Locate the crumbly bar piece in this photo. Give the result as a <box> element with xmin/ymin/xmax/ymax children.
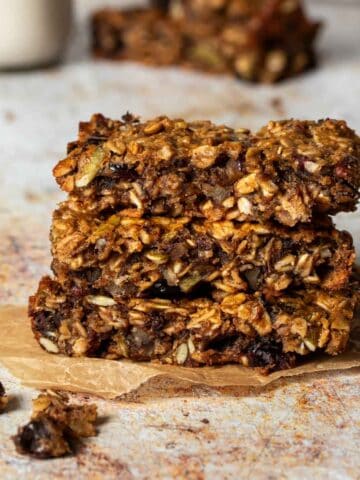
<box><xmin>92</xmin><ymin>9</ymin><xmax>183</xmax><ymax>66</ymax></box>
<box><xmin>54</xmin><ymin>114</ymin><xmax>360</xmax><ymax>226</ymax></box>
<box><xmin>13</xmin><ymin>392</ymin><xmax>97</xmax><ymax>459</ymax></box>
<box><xmin>0</xmin><ymin>382</ymin><xmax>8</xmax><ymax>412</ymax></box>
<box><xmin>93</xmin><ymin>0</ymin><xmax>320</xmax><ymax>83</ymax></box>
<box><xmin>50</xmin><ymin>205</ymin><xmax>354</xmax><ymax>297</ymax></box>
<box><xmin>29</xmin><ymin>276</ymin><xmax>357</xmax><ymax>370</ymax></box>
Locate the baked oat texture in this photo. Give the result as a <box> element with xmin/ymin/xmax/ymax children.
<box><xmin>13</xmin><ymin>392</ymin><xmax>97</xmax><ymax>458</ymax></box>
<box><xmin>29</xmin><ymin>113</ymin><xmax>360</xmax><ymax>371</ymax></box>
<box><xmin>50</xmin><ymin>206</ymin><xmax>354</xmax><ymax>297</ymax></box>
<box><xmin>53</xmin><ymin>114</ymin><xmax>360</xmax><ymax>226</ymax></box>
<box><xmin>29</xmin><ymin>276</ymin><xmax>357</xmax><ymax>368</ymax></box>
<box><xmin>92</xmin><ymin>0</ymin><xmax>321</xmax><ymax>83</ymax></box>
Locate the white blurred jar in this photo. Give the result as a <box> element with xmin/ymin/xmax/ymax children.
<box><xmin>0</xmin><ymin>0</ymin><xmax>72</xmax><ymax>69</ymax></box>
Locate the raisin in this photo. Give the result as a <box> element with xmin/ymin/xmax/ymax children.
<box><xmin>13</xmin><ymin>417</ymin><xmax>70</xmax><ymax>459</ymax></box>
<box><xmin>145</xmin><ymin>280</ymin><xmax>184</xmax><ymax>300</ymax></box>
<box><xmin>34</xmin><ymin>311</ymin><xmax>61</xmax><ymax>335</ymax></box>
<box><xmin>246</xmin><ymin>337</ymin><xmax>297</xmax><ymax>371</ymax></box>
<box><xmin>86</xmin><ymin>135</ymin><xmax>109</xmax><ymax>145</ymax></box>
<box><xmin>109</xmin><ymin>163</ymin><xmax>138</xmax><ymax>180</ymax></box>
<box><xmin>84</xmin><ymin>267</ymin><xmax>101</xmax><ymax>283</ymax></box>
<box><xmin>207</xmin><ymin>334</ymin><xmax>240</xmax><ymax>352</ymax></box>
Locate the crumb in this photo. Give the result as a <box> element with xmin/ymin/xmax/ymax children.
<box><xmin>4</xmin><ymin>110</ymin><xmax>16</xmax><ymax>123</ymax></box>
<box><xmin>13</xmin><ymin>391</ymin><xmax>97</xmax><ymax>458</ymax></box>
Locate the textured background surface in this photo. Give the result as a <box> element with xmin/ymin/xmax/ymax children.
<box><xmin>0</xmin><ymin>1</ymin><xmax>359</xmax><ymax>478</ymax></box>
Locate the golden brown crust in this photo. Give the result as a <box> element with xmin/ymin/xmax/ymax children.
<box><xmin>53</xmin><ymin>114</ymin><xmax>360</xmax><ymax>226</ymax></box>
<box><xmin>50</xmin><ymin>204</ymin><xmax>355</xmax><ymax>297</ymax></box>
<box><xmin>29</xmin><ymin>276</ymin><xmax>357</xmax><ymax>368</ymax></box>
<box><xmin>29</xmin><ymin>112</ymin><xmax>360</xmax><ymax>372</ymax></box>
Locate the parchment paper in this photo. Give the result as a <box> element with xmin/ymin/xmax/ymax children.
<box><xmin>1</xmin><ymin>305</ymin><xmax>359</xmax><ymax>399</ymax></box>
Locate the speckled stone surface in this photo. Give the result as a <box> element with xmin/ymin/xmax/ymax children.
<box><xmin>0</xmin><ymin>1</ymin><xmax>359</xmax><ymax>479</ymax></box>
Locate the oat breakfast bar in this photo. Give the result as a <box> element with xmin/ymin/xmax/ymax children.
<box><xmin>92</xmin><ymin>0</ymin><xmax>320</xmax><ymax>82</ymax></box>
<box><xmin>29</xmin><ymin>113</ymin><xmax>360</xmax><ymax>372</ymax></box>
<box><xmin>50</xmin><ymin>204</ymin><xmax>354</xmax><ymax>297</ymax></box>
<box><xmin>29</xmin><ymin>276</ymin><xmax>357</xmax><ymax>369</ymax></box>
<box><xmin>54</xmin><ymin>114</ymin><xmax>360</xmax><ymax>226</ymax></box>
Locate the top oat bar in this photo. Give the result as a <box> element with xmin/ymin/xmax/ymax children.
<box><xmin>54</xmin><ymin>114</ymin><xmax>360</xmax><ymax>227</ymax></box>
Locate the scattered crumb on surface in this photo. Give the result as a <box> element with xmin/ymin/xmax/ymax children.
<box><xmin>270</xmin><ymin>97</ymin><xmax>285</xmax><ymax>116</ymax></box>
<box><xmin>13</xmin><ymin>391</ymin><xmax>97</xmax><ymax>459</ymax></box>
<box><xmin>3</xmin><ymin>110</ymin><xmax>16</xmax><ymax>123</ymax></box>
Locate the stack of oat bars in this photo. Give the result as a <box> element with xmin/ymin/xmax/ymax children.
<box><xmin>29</xmin><ymin>114</ymin><xmax>360</xmax><ymax>371</ymax></box>
<box><xmin>92</xmin><ymin>0</ymin><xmax>321</xmax><ymax>83</ymax></box>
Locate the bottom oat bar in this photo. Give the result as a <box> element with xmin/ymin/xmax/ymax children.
<box><xmin>13</xmin><ymin>392</ymin><xmax>97</xmax><ymax>459</ymax></box>
<box><xmin>29</xmin><ymin>276</ymin><xmax>357</xmax><ymax>371</ymax></box>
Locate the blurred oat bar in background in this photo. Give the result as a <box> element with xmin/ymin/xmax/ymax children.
<box><xmin>92</xmin><ymin>0</ymin><xmax>321</xmax><ymax>82</ymax></box>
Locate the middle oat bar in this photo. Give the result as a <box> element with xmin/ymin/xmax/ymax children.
<box><xmin>53</xmin><ymin>114</ymin><xmax>360</xmax><ymax>228</ymax></box>
<box><xmin>51</xmin><ymin>204</ymin><xmax>354</xmax><ymax>299</ymax></box>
